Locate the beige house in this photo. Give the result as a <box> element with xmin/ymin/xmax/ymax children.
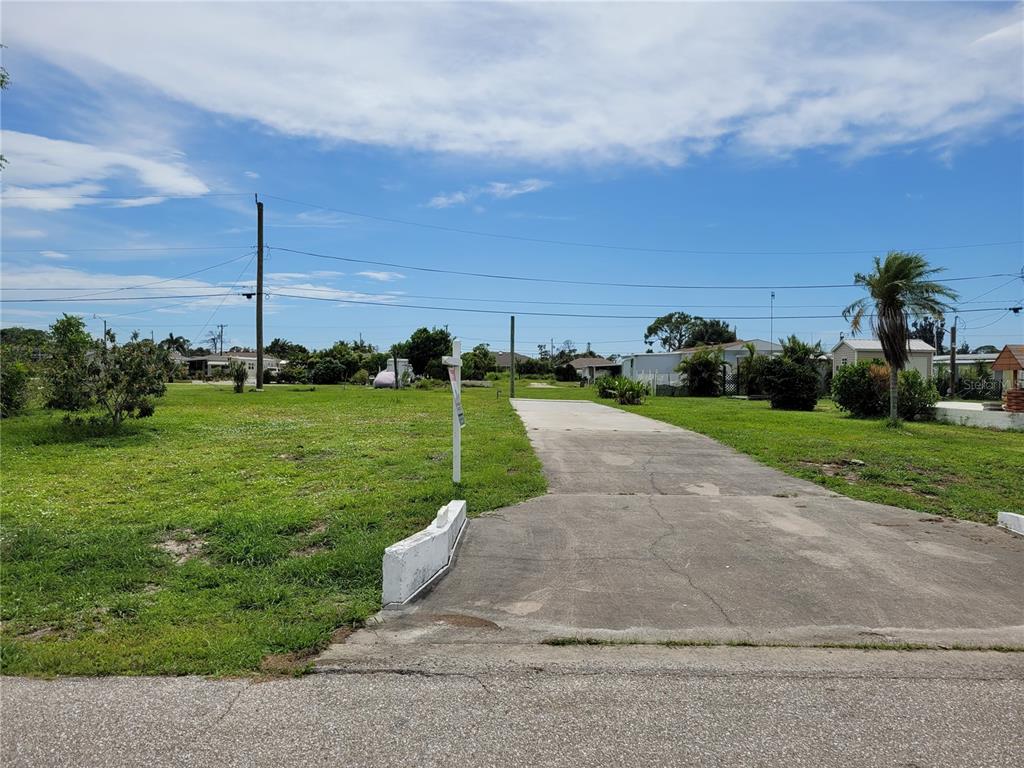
<box><xmin>831</xmin><ymin>338</ymin><xmax>934</xmax><ymax>378</ymax></box>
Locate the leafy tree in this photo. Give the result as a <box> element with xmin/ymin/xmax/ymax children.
<box><xmin>956</xmin><ymin>341</ymin><xmax>970</xmax><ymax>355</ymax></box>
<box><xmin>310</xmin><ymin>358</ymin><xmax>345</xmax><ymax>384</ymax></box>
<box><xmin>266</xmin><ymin>338</ymin><xmax>308</xmax><ymax>360</ymax></box>
<box><xmin>462</xmin><ymin>344</ymin><xmax>496</xmax><ymax>380</ymax></box>
<box><xmin>79</xmin><ymin>331</ymin><xmax>170</xmax><ymax>428</ymax></box>
<box><xmin>644</xmin><ymin>312</ymin><xmax>693</xmax><ymax>351</ymax></box>
<box><xmin>277</xmin><ymin>361</ymin><xmax>309</xmax><ymax>384</ymax></box>
<box><xmin>45</xmin><ymin>314</ymin><xmax>95</xmax><ymax>411</ymax></box>
<box><xmin>842</xmin><ymin>251</ymin><xmax>958</xmax><ymax>422</ymax></box>
<box><xmin>404</xmin><ymin>327</ymin><xmax>452</xmax><ymax>377</ymax></box>
<box><xmin>676</xmin><ymin>346</ymin><xmax>724</xmax><ymax>396</ymax></box>
<box><xmin>972</xmin><ymin>345</ymin><xmax>998</xmax><ymax>354</ymax></box>
<box><xmin>0</xmin><ymin>326</ymin><xmax>49</xmax><ymax>353</ymax></box>
<box><xmin>1</xmin><ymin>360</ymin><xmax>31</xmax><ymax>417</ymax></box>
<box><xmin>537</xmin><ymin>344</ymin><xmax>551</xmax><ymax>362</ymax></box>
<box><xmin>909</xmin><ymin>317</ymin><xmax>946</xmax><ymax>354</ymax></box>
<box><xmin>158</xmin><ymin>333</ymin><xmax>190</xmax><ymax>356</ymax></box>
<box><xmin>684</xmin><ymin>318</ymin><xmax>736</xmax><ymax>347</ymax></box>
<box><xmin>763</xmin><ymin>358</ymin><xmax>819</xmax><ymax>411</ymax></box>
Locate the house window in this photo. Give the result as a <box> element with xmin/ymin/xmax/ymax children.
<box><xmin>840</xmin><ymin>357</ymin><xmax>848</xmax><ymax>367</ymax></box>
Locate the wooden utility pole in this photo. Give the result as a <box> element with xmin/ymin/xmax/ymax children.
<box><xmin>255</xmin><ymin>196</ymin><xmax>265</xmax><ymax>390</ymax></box>
<box><xmin>510</xmin><ymin>315</ymin><xmax>516</xmax><ymax>398</ymax></box>
<box><xmin>949</xmin><ymin>319</ymin><xmax>958</xmax><ymax>396</ymax></box>
<box><xmin>392</xmin><ymin>348</ymin><xmax>400</xmax><ymax>389</ymax></box>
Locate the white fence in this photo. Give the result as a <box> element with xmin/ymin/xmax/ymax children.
<box><xmin>629</xmin><ymin>370</ymin><xmax>682</xmax><ymax>389</ymax></box>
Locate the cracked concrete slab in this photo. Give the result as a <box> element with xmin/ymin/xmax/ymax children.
<box><xmin>321</xmin><ymin>398</ymin><xmax>1024</xmax><ymax>658</ymax></box>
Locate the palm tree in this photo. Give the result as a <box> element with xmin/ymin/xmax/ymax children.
<box><xmin>158</xmin><ymin>333</ymin><xmax>190</xmax><ymax>356</ymax></box>
<box><xmin>842</xmin><ymin>251</ymin><xmax>958</xmax><ymax>421</ymax></box>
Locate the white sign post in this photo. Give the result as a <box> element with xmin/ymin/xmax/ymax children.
<box><xmin>442</xmin><ymin>339</ymin><xmax>464</xmax><ymax>483</ymax></box>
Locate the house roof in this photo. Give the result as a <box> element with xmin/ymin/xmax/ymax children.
<box><xmin>992</xmin><ymin>344</ymin><xmax>1024</xmax><ymax>371</ymax></box>
<box><xmin>494</xmin><ymin>351</ymin><xmax>532</xmax><ymax>367</ymax></box>
<box><xmin>676</xmin><ymin>338</ymin><xmax>778</xmax><ymax>354</ymax></box>
<box><xmin>570</xmin><ymin>356</ymin><xmax>618</xmax><ymax>369</ymax></box>
<box><xmin>831</xmin><ymin>339</ymin><xmax>935</xmax><ymax>353</ymax></box>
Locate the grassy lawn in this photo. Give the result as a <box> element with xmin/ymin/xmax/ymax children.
<box><xmin>518</xmin><ymin>387</ymin><xmax>1023</xmax><ymax>525</ymax></box>
<box><xmin>0</xmin><ymin>384</ymin><xmax>544</xmax><ymax>676</ymax></box>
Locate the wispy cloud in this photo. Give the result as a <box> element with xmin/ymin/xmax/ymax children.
<box><xmin>244</xmin><ymin>170</ymin><xmax>260</xmax><ymax>179</ymax></box>
<box><xmin>357</xmin><ymin>271</ymin><xmax>405</xmax><ymax>282</ymax></box>
<box><xmin>0</xmin><ymin>131</ymin><xmax>208</xmax><ymax>210</ymax></box>
<box><xmin>39</xmin><ymin>250</ymin><xmax>70</xmax><ymax>260</ymax></box>
<box><xmin>428</xmin><ymin>179</ymin><xmax>551</xmax><ymax>209</ymax></box>
<box><xmin>6</xmin><ymin>3</ymin><xmax>1020</xmax><ymax>165</ymax></box>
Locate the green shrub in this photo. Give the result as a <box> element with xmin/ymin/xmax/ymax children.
<box><xmin>554</xmin><ymin>363</ymin><xmax>579</xmax><ymax>382</ymax></box>
<box><xmin>831</xmin><ymin>361</ymin><xmax>887</xmax><ymax>417</ymax></box>
<box><xmin>676</xmin><ymin>347</ymin><xmax>723</xmax><ymax>397</ymax></box>
<box><xmin>485</xmin><ymin>371</ymin><xmax>502</xmax><ymax>381</ymax></box>
<box><xmin>614</xmin><ymin>378</ymin><xmax>647</xmax><ymax>405</ymax></box>
<box><xmin>310</xmin><ymin>359</ymin><xmax>344</xmax><ymax>384</ymax></box>
<box><xmin>229</xmin><ymin>360</ymin><xmax>248</xmax><ymax>393</ymax></box>
<box><xmin>262</xmin><ymin>368</ymin><xmax>276</xmax><ymax>385</ymax></box>
<box><xmin>764</xmin><ymin>358</ymin><xmax>818</xmax><ymax>411</ymax></box>
<box><xmin>351</xmin><ymin>368</ymin><xmax>370</xmax><ymax>386</ymax></box>
<box><xmin>897</xmin><ymin>369</ymin><xmax>939</xmax><ymax>421</ymax></box>
<box><xmin>277</xmin><ymin>362</ymin><xmax>309</xmax><ymax>384</ymax></box>
<box><xmin>1</xmin><ymin>359</ymin><xmax>31</xmax><ymax>417</ymax></box>
<box><xmin>596</xmin><ymin>376</ymin><xmax>623</xmax><ymax>398</ymax></box>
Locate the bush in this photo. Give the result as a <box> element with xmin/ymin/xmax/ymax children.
<box><xmin>763</xmin><ymin>358</ymin><xmax>818</xmax><ymax>411</ymax></box>
<box><xmin>554</xmin><ymin>363</ymin><xmax>579</xmax><ymax>382</ymax></box>
<box><xmin>897</xmin><ymin>369</ymin><xmax>939</xmax><ymax>421</ymax></box>
<box><xmin>676</xmin><ymin>347</ymin><xmax>723</xmax><ymax>397</ymax></box>
<box><xmin>351</xmin><ymin>368</ymin><xmax>370</xmax><ymax>386</ymax></box>
<box><xmin>1</xmin><ymin>359</ymin><xmax>31</xmax><ymax>417</ymax></box>
<box><xmin>596</xmin><ymin>376</ymin><xmax>623</xmax><ymax>398</ymax></box>
<box><xmin>831</xmin><ymin>361</ymin><xmax>887</xmax><ymax>417</ymax></box>
<box><xmin>277</xmin><ymin>362</ymin><xmax>309</xmax><ymax>384</ymax></box>
<box><xmin>310</xmin><ymin>358</ymin><xmax>344</xmax><ymax>384</ymax></box>
<box><xmin>262</xmin><ymin>368</ymin><xmax>276</xmax><ymax>385</ymax></box>
<box><xmin>485</xmin><ymin>371</ymin><xmax>502</xmax><ymax>381</ymax></box>
<box><xmin>229</xmin><ymin>360</ymin><xmax>248</xmax><ymax>393</ymax></box>
<box><xmin>614</xmin><ymin>378</ymin><xmax>647</xmax><ymax>405</ymax></box>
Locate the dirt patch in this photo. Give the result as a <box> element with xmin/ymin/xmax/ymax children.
<box><xmin>798</xmin><ymin>461</ymin><xmax>859</xmax><ymax>482</ymax></box>
<box><xmin>16</xmin><ymin>626</ymin><xmax>58</xmax><ymax>641</ymax></box>
<box><xmin>155</xmin><ymin>530</ymin><xmax>205</xmax><ymax>564</ymax></box>
<box><xmin>330</xmin><ymin>626</ymin><xmax>354</xmax><ymax>644</ymax></box>
<box><xmin>259</xmin><ymin>649</ymin><xmax>318</xmax><ymax>675</ymax></box>
<box><xmin>430</xmin><ymin>613</ymin><xmax>500</xmax><ymax>630</ymax></box>
<box><xmin>291</xmin><ymin>543</ymin><xmax>328</xmax><ymax>558</ymax></box>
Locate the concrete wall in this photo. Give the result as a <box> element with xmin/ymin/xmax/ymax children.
<box><xmin>934</xmin><ymin>402</ymin><xmax>1024</xmax><ymax>431</ymax></box>
<box><xmin>382</xmin><ymin>500</ymin><xmax>467</xmax><ymax>606</ymax></box>
<box><xmin>621</xmin><ymin>352</ymin><xmax>683</xmax><ymax>384</ymax></box>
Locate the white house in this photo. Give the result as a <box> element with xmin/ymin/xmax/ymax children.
<box><xmin>570</xmin><ymin>356</ymin><xmax>620</xmax><ymax>383</ymax></box>
<box><xmin>621</xmin><ymin>338</ymin><xmax>782</xmax><ymax>386</ymax></box>
<box><xmin>831</xmin><ymin>339</ymin><xmax>934</xmax><ymax>378</ymax></box>
<box><xmin>186</xmin><ymin>353</ymin><xmax>283</xmax><ymax>384</ymax></box>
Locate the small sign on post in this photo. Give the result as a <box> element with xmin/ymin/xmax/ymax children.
<box><xmin>442</xmin><ymin>339</ymin><xmax>464</xmax><ymax>483</ymax></box>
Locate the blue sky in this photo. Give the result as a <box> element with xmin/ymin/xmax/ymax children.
<box><xmin>2</xmin><ymin>2</ymin><xmax>1022</xmax><ymax>357</ymax></box>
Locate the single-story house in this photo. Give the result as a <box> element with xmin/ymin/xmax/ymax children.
<box><xmin>186</xmin><ymin>353</ymin><xmax>283</xmax><ymax>384</ymax></box>
<box><xmin>494</xmin><ymin>351</ymin><xmax>533</xmax><ymax>371</ymax></box>
<box><xmin>620</xmin><ymin>339</ymin><xmax>781</xmax><ymax>386</ymax></box>
<box><xmin>831</xmin><ymin>339</ymin><xmax>934</xmax><ymax>378</ymax></box>
<box><xmin>384</xmin><ymin>357</ymin><xmax>412</xmax><ymax>381</ymax></box>
<box><xmin>570</xmin><ymin>356</ymin><xmax>620</xmax><ymax>383</ymax></box>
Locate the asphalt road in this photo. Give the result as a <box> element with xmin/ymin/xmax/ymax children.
<box><xmin>4</xmin><ymin>647</ymin><xmax>1023</xmax><ymax>767</ymax></box>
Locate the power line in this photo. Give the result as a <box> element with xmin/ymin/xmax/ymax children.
<box><xmin>270</xmin><ymin>245</ymin><xmax>1017</xmax><ymax>291</ymax></box>
<box><xmin>264</xmin><ymin>195</ymin><xmax>1024</xmax><ymax>256</ymax></box>
<box><xmin>2</xmin><ymin>245</ymin><xmax>251</xmax><ymax>254</ymax></box>
<box><xmin>1</xmin><ymin>293</ymin><xmax>236</xmax><ymax>304</ymax></box>
<box><xmin>271</xmin><ymin>290</ymin><xmax>1022</xmax><ymax>321</ymax></box>
<box><xmin>193</xmin><ymin>253</ymin><xmax>258</xmax><ymax>347</ymax></box>
<box><xmin>2</xmin><ymin>192</ymin><xmax>251</xmax><ymax>201</ymax></box>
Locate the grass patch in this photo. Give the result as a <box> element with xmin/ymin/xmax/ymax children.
<box><xmin>0</xmin><ymin>384</ymin><xmax>545</xmax><ymax>676</ymax></box>
<box><xmin>516</xmin><ymin>388</ymin><xmax>1023</xmax><ymax>525</ymax></box>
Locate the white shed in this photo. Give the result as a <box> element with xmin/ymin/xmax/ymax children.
<box><xmin>831</xmin><ymin>339</ymin><xmax>934</xmax><ymax>378</ymax></box>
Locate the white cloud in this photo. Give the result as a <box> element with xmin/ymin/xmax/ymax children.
<box><xmin>3</xmin><ymin>227</ymin><xmax>47</xmax><ymax>239</ymax></box>
<box><xmin>39</xmin><ymin>250</ymin><xmax>70</xmax><ymax>260</ymax></box>
<box><xmin>4</xmin><ymin>3</ymin><xmax>1021</xmax><ymax>165</ymax></box>
<box><xmin>0</xmin><ymin>131</ymin><xmax>208</xmax><ymax>209</ymax></box>
<box><xmin>244</xmin><ymin>170</ymin><xmax>260</xmax><ymax>179</ymax></box>
<box><xmin>357</xmin><ymin>271</ymin><xmax>405</xmax><ymax>282</ymax></box>
<box><xmin>428</xmin><ymin>178</ymin><xmax>551</xmax><ymax>208</ymax></box>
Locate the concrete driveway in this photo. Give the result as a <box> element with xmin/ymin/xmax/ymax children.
<box><xmin>325</xmin><ymin>398</ymin><xmax>1024</xmax><ymax>655</ymax></box>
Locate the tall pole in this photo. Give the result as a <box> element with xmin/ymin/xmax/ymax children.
<box><xmin>770</xmin><ymin>291</ymin><xmax>775</xmax><ymax>356</ymax></box>
<box><xmin>950</xmin><ymin>318</ymin><xmax>958</xmax><ymax>396</ymax></box>
<box><xmin>255</xmin><ymin>196</ymin><xmax>265</xmax><ymax>390</ymax></box>
<box><xmin>510</xmin><ymin>315</ymin><xmax>516</xmax><ymax>398</ymax></box>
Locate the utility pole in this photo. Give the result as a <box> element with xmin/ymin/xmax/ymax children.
<box><xmin>949</xmin><ymin>317</ymin><xmax>958</xmax><ymax>396</ymax></box>
<box><xmin>216</xmin><ymin>324</ymin><xmax>227</xmax><ymax>355</ymax></box>
<box><xmin>93</xmin><ymin>314</ymin><xmax>107</xmax><ymax>345</ymax></box>
<box><xmin>510</xmin><ymin>315</ymin><xmax>516</xmax><ymax>399</ymax></box>
<box><xmin>255</xmin><ymin>195</ymin><xmax>265</xmax><ymax>390</ymax></box>
<box><xmin>770</xmin><ymin>291</ymin><xmax>775</xmax><ymax>356</ymax></box>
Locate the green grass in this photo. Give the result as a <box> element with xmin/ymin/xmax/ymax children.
<box><xmin>0</xmin><ymin>384</ymin><xmax>545</xmax><ymax>676</ymax></box>
<box><xmin>517</xmin><ymin>388</ymin><xmax>1023</xmax><ymax>525</ymax></box>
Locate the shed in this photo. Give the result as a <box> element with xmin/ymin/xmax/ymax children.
<box><xmin>992</xmin><ymin>344</ymin><xmax>1024</xmax><ymax>412</ymax></box>
<box><xmin>831</xmin><ymin>339</ymin><xmax>934</xmax><ymax>378</ymax></box>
